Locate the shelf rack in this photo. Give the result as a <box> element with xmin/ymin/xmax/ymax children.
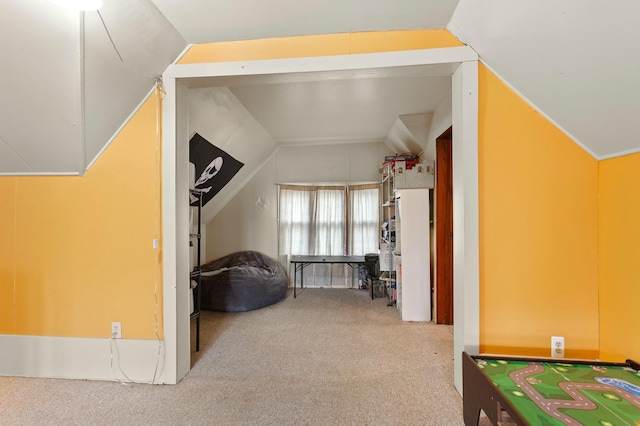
<box><xmin>189</xmin><ymin>189</ymin><xmax>203</xmax><ymax>352</ymax></box>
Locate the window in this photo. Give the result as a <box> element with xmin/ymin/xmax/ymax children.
<box><xmin>279</xmin><ymin>184</ymin><xmax>379</xmax><ymax>287</ymax></box>
<box><xmin>349</xmin><ymin>185</ymin><xmax>380</xmax><ymax>256</ymax></box>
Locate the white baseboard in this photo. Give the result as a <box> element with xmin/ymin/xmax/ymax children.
<box><xmin>0</xmin><ymin>335</ymin><xmax>168</xmax><ymax>384</ymax></box>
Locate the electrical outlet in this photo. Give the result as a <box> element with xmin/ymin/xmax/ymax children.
<box><xmin>111</xmin><ymin>322</ymin><xmax>122</xmax><ymax>339</ymax></box>
<box><xmin>551</xmin><ymin>336</ymin><xmax>564</xmax><ymax>358</ymax></box>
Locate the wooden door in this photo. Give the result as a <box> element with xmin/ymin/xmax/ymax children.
<box><xmin>435</xmin><ymin>127</ymin><xmax>453</xmax><ymax>324</ymax></box>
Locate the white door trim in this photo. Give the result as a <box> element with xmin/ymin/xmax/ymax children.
<box><xmin>161</xmin><ymin>46</ymin><xmax>479</xmax><ymax>392</ymax></box>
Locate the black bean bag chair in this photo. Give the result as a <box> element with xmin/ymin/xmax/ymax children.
<box><xmin>199</xmin><ymin>251</ymin><xmax>289</xmax><ymax>312</ymax></box>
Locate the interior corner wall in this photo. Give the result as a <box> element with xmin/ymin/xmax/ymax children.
<box><xmin>598</xmin><ymin>153</ymin><xmax>640</xmax><ymax>362</ymax></box>
<box><xmin>1</xmin><ymin>95</ymin><xmax>162</xmax><ymax>341</ymax></box>
<box><xmin>478</xmin><ymin>63</ymin><xmax>599</xmax><ymax>359</ymax></box>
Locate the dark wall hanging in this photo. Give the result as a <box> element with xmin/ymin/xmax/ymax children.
<box><xmin>189</xmin><ymin>132</ymin><xmax>244</xmax><ymax>206</ymax></box>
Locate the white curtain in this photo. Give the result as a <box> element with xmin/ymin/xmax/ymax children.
<box><xmin>349</xmin><ymin>184</ymin><xmax>380</xmax><ymax>256</ymax></box>
<box><xmin>279</xmin><ymin>184</ymin><xmax>379</xmax><ymax>288</ymax></box>
<box><xmin>313</xmin><ymin>187</ymin><xmax>345</xmax><ymax>286</ymax></box>
<box><xmin>279</xmin><ymin>186</ymin><xmax>316</xmax><ymax>257</ymax></box>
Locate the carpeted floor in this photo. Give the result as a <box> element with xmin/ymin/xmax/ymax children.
<box><xmin>0</xmin><ymin>288</ymin><xmax>474</xmax><ymax>425</ymax></box>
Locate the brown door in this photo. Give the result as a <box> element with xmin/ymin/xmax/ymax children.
<box><xmin>435</xmin><ymin>127</ymin><xmax>453</xmax><ymax>325</ymax></box>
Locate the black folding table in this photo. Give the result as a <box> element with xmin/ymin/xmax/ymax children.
<box><xmin>290</xmin><ymin>255</ymin><xmax>366</xmax><ymax>298</ymax></box>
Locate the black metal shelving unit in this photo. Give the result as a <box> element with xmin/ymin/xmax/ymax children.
<box><xmin>189</xmin><ymin>189</ymin><xmax>202</xmax><ymax>352</ymax></box>
<box><xmin>380</xmin><ymin>162</ymin><xmax>396</xmax><ymax>305</ymax></box>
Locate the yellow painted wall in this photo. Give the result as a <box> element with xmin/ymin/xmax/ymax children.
<box><xmin>180</xmin><ymin>30</ymin><xmax>463</xmax><ymax>63</ymax></box>
<box><xmin>184</xmin><ymin>31</ymin><xmax>605</xmax><ymax>359</ymax></box>
<box><xmin>478</xmin><ymin>64</ymin><xmax>600</xmax><ymax>358</ymax></box>
<box><xmin>599</xmin><ymin>154</ymin><xmax>640</xmax><ymax>361</ymax></box>
<box><xmin>0</xmin><ymin>30</ymin><xmax>458</xmax><ymax>342</ymax></box>
<box><xmin>1</xmin><ymin>93</ymin><xmax>162</xmax><ymax>339</ymax></box>
<box><xmin>2</xmin><ymin>29</ymin><xmax>617</xmax><ymax>360</ymax></box>
<box><xmin>0</xmin><ymin>178</ymin><xmax>16</xmax><ymax>334</ymax></box>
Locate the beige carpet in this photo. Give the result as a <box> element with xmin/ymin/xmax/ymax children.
<box><xmin>0</xmin><ymin>288</ymin><xmax>471</xmax><ymax>425</ymax></box>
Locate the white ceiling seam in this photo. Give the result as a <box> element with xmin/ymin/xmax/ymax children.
<box><xmin>276</xmin><ymin>136</ymin><xmax>387</xmax><ymax>147</ymax></box>
<box><xmin>597</xmin><ymin>146</ymin><xmax>640</xmax><ymax>162</ymax></box>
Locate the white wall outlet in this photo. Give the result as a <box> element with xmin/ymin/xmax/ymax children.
<box><xmin>111</xmin><ymin>322</ymin><xmax>122</xmax><ymax>339</ymax></box>
<box><xmin>551</xmin><ymin>336</ymin><xmax>564</xmax><ymax>358</ymax></box>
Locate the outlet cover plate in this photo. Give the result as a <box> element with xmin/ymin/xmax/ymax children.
<box><xmin>111</xmin><ymin>322</ymin><xmax>122</xmax><ymax>339</ymax></box>
<box><xmin>551</xmin><ymin>336</ymin><xmax>564</xmax><ymax>358</ymax></box>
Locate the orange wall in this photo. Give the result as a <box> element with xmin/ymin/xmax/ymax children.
<box><xmin>3</xmin><ymin>30</ymin><xmax>620</xmax><ymax>359</ymax></box>
<box><xmin>0</xmin><ymin>178</ymin><xmax>16</xmax><ymax>333</ymax></box>
<box><xmin>185</xmin><ymin>31</ymin><xmax>605</xmax><ymax>359</ymax></box>
<box><xmin>0</xmin><ymin>93</ymin><xmax>162</xmax><ymax>339</ymax></box>
<box><xmin>179</xmin><ymin>30</ymin><xmax>463</xmax><ymax>63</ymax></box>
<box><xmin>478</xmin><ymin>64</ymin><xmax>600</xmax><ymax>358</ymax></box>
<box><xmin>0</xmin><ymin>30</ymin><xmax>459</xmax><ymax>341</ymax></box>
<box><xmin>598</xmin><ymin>153</ymin><xmax>640</xmax><ymax>361</ymax></box>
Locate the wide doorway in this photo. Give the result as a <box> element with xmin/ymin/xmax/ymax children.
<box><xmin>161</xmin><ymin>48</ymin><xmax>479</xmax><ymax>392</ymax></box>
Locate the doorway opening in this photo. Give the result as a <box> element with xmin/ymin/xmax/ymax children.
<box><xmin>161</xmin><ymin>48</ymin><xmax>479</xmax><ymax>392</ymax></box>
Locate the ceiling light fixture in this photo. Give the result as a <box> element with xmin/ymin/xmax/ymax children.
<box><xmin>49</xmin><ymin>0</ymin><xmax>103</xmax><ymax>11</ymax></box>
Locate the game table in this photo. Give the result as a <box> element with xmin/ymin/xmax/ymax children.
<box><xmin>462</xmin><ymin>351</ymin><xmax>640</xmax><ymax>425</ymax></box>
<box><xmin>290</xmin><ymin>255</ymin><xmax>366</xmax><ymax>298</ymax></box>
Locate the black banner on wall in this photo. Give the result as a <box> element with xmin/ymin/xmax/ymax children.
<box><xmin>189</xmin><ymin>133</ymin><xmax>244</xmax><ymax>206</ymax></box>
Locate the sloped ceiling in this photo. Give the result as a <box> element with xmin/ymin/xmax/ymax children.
<box><xmin>83</xmin><ymin>0</ymin><xmax>186</xmax><ymax>166</ymax></box>
<box><xmin>228</xmin><ymin>74</ymin><xmax>451</xmax><ymax>146</ymax></box>
<box><xmin>1</xmin><ymin>0</ymin><xmax>638</xmax><ymax>175</ymax></box>
<box><xmin>0</xmin><ymin>0</ymin><xmax>185</xmax><ymax>174</ymax></box>
<box><xmin>0</xmin><ymin>1</ymin><xmax>83</xmax><ymax>173</ymax></box>
<box><xmin>186</xmin><ymin>64</ymin><xmax>455</xmax><ymax>222</ymax></box>
<box><xmin>149</xmin><ymin>0</ymin><xmax>460</xmax><ymax>44</ymax></box>
<box><xmin>448</xmin><ymin>0</ymin><xmax>640</xmax><ymax>159</ymax></box>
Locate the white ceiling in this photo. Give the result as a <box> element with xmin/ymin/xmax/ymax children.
<box><xmin>1</xmin><ymin>0</ymin><xmax>638</xmax><ymax>175</ymax></box>
<box><xmin>149</xmin><ymin>0</ymin><xmax>460</xmax><ymax>44</ymax></box>
<box><xmin>228</xmin><ymin>73</ymin><xmax>451</xmax><ymax>146</ymax></box>
<box><xmin>448</xmin><ymin>0</ymin><xmax>640</xmax><ymax>159</ymax></box>
<box><xmin>0</xmin><ymin>0</ymin><xmax>185</xmax><ymax>174</ymax></box>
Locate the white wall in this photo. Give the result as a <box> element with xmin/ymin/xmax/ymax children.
<box><xmin>189</xmin><ymin>87</ymin><xmax>279</xmax><ymax>225</ymax></box>
<box><xmin>205</xmin><ymin>153</ymin><xmax>279</xmax><ymax>261</ymax></box>
<box><xmin>205</xmin><ymin>142</ymin><xmax>393</xmax><ymax>261</ymax></box>
<box><xmin>424</xmin><ymin>88</ymin><xmax>453</xmax><ymax>161</ymax></box>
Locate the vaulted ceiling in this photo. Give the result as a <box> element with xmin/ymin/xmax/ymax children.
<box><xmin>1</xmin><ymin>0</ymin><xmax>638</xmax><ymax>175</ymax></box>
